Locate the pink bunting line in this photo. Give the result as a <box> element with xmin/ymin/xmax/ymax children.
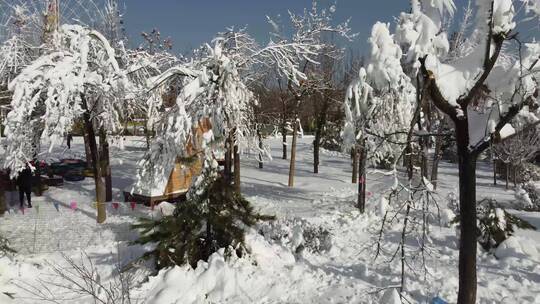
<box><xmin>11</xmin><ymin>201</ymin><xmax>147</xmax><ymax>215</ymax></box>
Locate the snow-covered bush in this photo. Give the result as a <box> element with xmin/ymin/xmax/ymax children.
<box><xmin>258</xmin><ymin>218</ymin><xmax>332</xmax><ymax>254</ymax></box>
<box><xmin>454</xmin><ymin>199</ymin><xmax>536</xmax><ymax>251</ymax></box>
<box><xmin>495</xmin><ymin>235</ymin><xmax>540</xmax><ymax>260</ymax></box>
<box><xmin>320</xmin><ymin>121</ymin><xmax>342</xmax><ymax>151</ymax></box>
<box><xmin>0</xmin><ymin>235</ymin><xmax>15</xmax><ymax>257</ymax></box>
<box><xmin>521</xmin><ymin>181</ymin><xmax>540</xmax><ymax>210</ymax></box>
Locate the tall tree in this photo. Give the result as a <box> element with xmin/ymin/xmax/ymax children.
<box><xmin>4</xmin><ymin>25</ymin><xmax>129</xmax><ymax>223</ymax></box>
<box><xmin>368</xmin><ymin>1</ymin><xmax>540</xmax><ymax>303</ymax></box>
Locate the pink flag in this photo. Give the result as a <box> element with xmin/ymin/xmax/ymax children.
<box><xmin>367</xmin><ymin>191</ymin><xmax>372</xmax><ymax>197</ymax></box>
<box><xmin>130</xmin><ymin>202</ymin><xmax>136</xmax><ymax>211</ymax></box>
<box><xmin>112</xmin><ymin>202</ymin><xmax>119</xmax><ymax>210</ymax></box>
<box><xmin>70</xmin><ymin>201</ymin><xmax>77</xmax><ymax>211</ymax></box>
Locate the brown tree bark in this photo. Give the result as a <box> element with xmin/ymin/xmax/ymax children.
<box><xmin>81</xmin><ymin>95</ymin><xmax>106</xmax><ymax>223</ymax></box>
<box><xmin>233</xmin><ymin>143</ymin><xmax>240</xmax><ymax>193</ymax></box>
<box><xmin>456</xmin><ymin>121</ymin><xmax>477</xmax><ymax>304</ymax></box>
<box><xmin>505</xmin><ymin>163</ymin><xmax>509</xmax><ymax>190</ymax></box>
<box><xmin>357</xmin><ymin>139</ymin><xmax>367</xmax><ymax>213</ymax></box>
<box><xmin>313</xmin><ymin>100</ymin><xmax>328</xmax><ymax>174</ymax></box>
<box><xmin>257</xmin><ymin>129</ymin><xmax>264</xmax><ymax>169</ymax></box>
<box><xmin>281</xmin><ymin>96</ymin><xmax>288</xmax><ymax>160</ymax></box>
<box><xmin>431</xmin><ymin>134</ymin><xmax>442</xmax><ymax>189</ymax></box>
<box><xmin>288</xmin><ymin>118</ymin><xmax>298</xmax><ymax>187</ymax></box>
<box><xmin>224</xmin><ymin>135</ymin><xmax>233</xmax><ymax>185</ymax></box>
<box><xmin>0</xmin><ymin>182</ymin><xmax>6</xmax><ymax>217</ymax></box>
<box><xmin>83</xmin><ymin>130</ymin><xmax>93</xmax><ymax>169</ymax></box>
<box><xmin>99</xmin><ymin>127</ymin><xmax>112</xmax><ymax>202</ymax></box>
<box><xmin>351</xmin><ymin>147</ymin><xmax>358</xmax><ymax>184</ymax></box>
<box><xmin>493</xmin><ymin>158</ymin><xmax>497</xmax><ymax>186</ymax></box>
<box><xmin>313</xmin><ymin>135</ymin><xmax>320</xmax><ymax>174</ymax></box>
<box><xmin>282</xmin><ymin>124</ymin><xmax>287</xmax><ymax>160</ymax></box>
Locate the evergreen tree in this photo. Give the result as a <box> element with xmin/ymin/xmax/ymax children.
<box><xmin>133</xmin><ymin>156</ymin><xmax>272</xmax><ymax>269</ymax></box>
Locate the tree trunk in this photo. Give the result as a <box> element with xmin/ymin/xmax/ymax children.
<box><xmin>233</xmin><ymin>143</ymin><xmax>240</xmax><ymax>194</ymax></box>
<box><xmin>288</xmin><ymin>119</ymin><xmax>298</xmax><ymax>187</ymax></box>
<box><xmin>282</xmin><ymin>97</ymin><xmax>288</xmax><ymax>160</ymax></box>
<box><xmin>405</xmin><ymin>144</ymin><xmax>414</xmax><ymax>180</ymax></box>
<box><xmin>83</xmin><ymin>130</ymin><xmax>93</xmax><ymax>169</ymax></box>
<box><xmin>420</xmin><ymin>139</ymin><xmax>429</xmax><ymax>179</ymax></box>
<box><xmin>313</xmin><ymin>103</ymin><xmax>327</xmax><ymax>174</ymax></box>
<box><xmin>431</xmin><ymin>134</ymin><xmax>442</xmax><ymax>189</ymax></box>
<box><xmin>257</xmin><ymin>129</ymin><xmax>264</xmax><ymax>169</ymax></box>
<box><xmin>81</xmin><ymin>95</ymin><xmax>106</xmax><ymax>224</ymax></box>
<box><xmin>99</xmin><ymin>127</ymin><xmax>112</xmax><ymax>202</ymax></box>
<box><xmin>493</xmin><ymin>158</ymin><xmax>497</xmax><ymax>186</ymax></box>
<box><xmin>282</xmin><ymin>124</ymin><xmax>287</xmax><ymax>160</ymax></box>
<box><xmin>513</xmin><ymin>164</ymin><xmax>517</xmax><ymax>187</ymax></box>
<box><xmin>144</xmin><ymin>118</ymin><xmax>151</xmax><ymax>150</ymax></box>
<box><xmin>357</xmin><ymin>140</ymin><xmax>367</xmax><ymax>213</ymax></box>
<box><xmin>224</xmin><ymin>135</ymin><xmax>233</xmax><ymax>185</ymax></box>
<box><xmin>313</xmin><ymin>135</ymin><xmax>320</xmax><ymax>174</ymax></box>
<box><xmin>351</xmin><ymin>147</ymin><xmax>358</xmax><ymax>184</ymax></box>
<box><xmin>505</xmin><ymin>163</ymin><xmax>509</xmax><ymax>190</ymax></box>
<box><xmin>456</xmin><ymin>123</ymin><xmax>477</xmax><ymax>304</ymax></box>
<box><xmin>0</xmin><ymin>182</ymin><xmax>6</xmax><ymax>217</ymax></box>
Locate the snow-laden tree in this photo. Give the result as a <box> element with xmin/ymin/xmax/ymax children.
<box><xmin>134</xmin><ymin>40</ymin><xmax>253</xmax><ymax>197</ymax></box>
<box><xmin>359</xmin><ymin>1</ymin><xmax>540</xmax><ymax>303</ymax></box>
<box><xmin>343</xmin><ymin>22</ymin><xmax>416</xmax><ymax>211</ymax></box>
<box><xmin>267</xmin><ymin>1</ymin><xmax>356</xmax><ymax>186</ymax></box>
<box><xmin>493</xmin><ymin>123</ymin><xmax>540</xmax><ymax>187</ymax></box>
<box><xmin>132</xmin><ymin>39</ymin><xmax>271</xmax><ymax>268</ymax></box>
<box><xmin>4</xmin><ymin>24</ymin><xmax>128</xmax><ymax>223</ymax></box>
<box><xmin>0</xmin><ymin>3</ymin><xmax>42</xmax><ymax>90</ymax></box>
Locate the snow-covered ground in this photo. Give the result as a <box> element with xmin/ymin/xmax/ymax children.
<box><xmin>1</xmin><ymin>136</ymin><xmax>539</xmax><ymax>303</ymax></box>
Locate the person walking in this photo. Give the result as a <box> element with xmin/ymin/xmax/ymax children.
<box><xmin>67</xmin><ymin>133</ymin><xmax>73</xmax><ymax>149</ymax></box>
<box><xmin>17</xmin><ymin>166</ymin><xmax>33</xmax><ymax>208</ymax></box>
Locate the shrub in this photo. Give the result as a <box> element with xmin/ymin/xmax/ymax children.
<box><xmin>133</xmin><ymin>172</ymin><xmax>272</xmax><ymax>269</ymax></box>
<box><xmin>452</xmin><ymin>199</ymin><xmax>535</xmax><ymax>251</ymax></box>
<box><xmin>258</xmin><ymin>218</ymin><xmax>332</xmax><ymax>254</ymax></box>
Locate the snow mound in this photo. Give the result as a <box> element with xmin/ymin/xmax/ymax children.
<box><xmin>495</xmin><ymin>236</ymin><xmax>539</xmax><ymax>260</ymax></box>
<box><xmin>380</xmin><ymin>288</ymin><xmax>402</xmax><ymax>304</ymax></box>
<box><xmin>141</xmin><ymin>230</ymin><xmax>297</xmax><ymax>304</ymax></box>
<box><xmin>143</xmin><ymin>249</ymin><xmax>242</xmax><ymax>304</ymax></box>
<box><xmin>150</xmin><ymin>201</ymin><xmax>176</xmax><ymax>219</ymax></box>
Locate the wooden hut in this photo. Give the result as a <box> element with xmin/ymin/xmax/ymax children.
<box><xmin>124</xmin><ymin>118</ymin><xmax>217</xmax><ymax>205</ymax></box>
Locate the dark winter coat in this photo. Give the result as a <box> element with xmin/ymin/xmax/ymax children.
<box><xmin>16</xmin><ymin>168</ymin><xmax>33</xmax><ymax>190</ymax></box>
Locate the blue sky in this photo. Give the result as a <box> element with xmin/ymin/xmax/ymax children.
<box><xmin>121</xmin><ymin>0</ymin><xmax>538</xmax><ymax>56</ymax></box>
<box><xmin>122</xmin><ymin>0</ymin><xmax>414</xmax><ymax>54</ymax></box>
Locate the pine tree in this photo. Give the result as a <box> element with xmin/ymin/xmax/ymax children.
<box><xmin>133</xmin><ymin>157</ymin><xmax>273</xmax><ymax>269</ymax></box>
